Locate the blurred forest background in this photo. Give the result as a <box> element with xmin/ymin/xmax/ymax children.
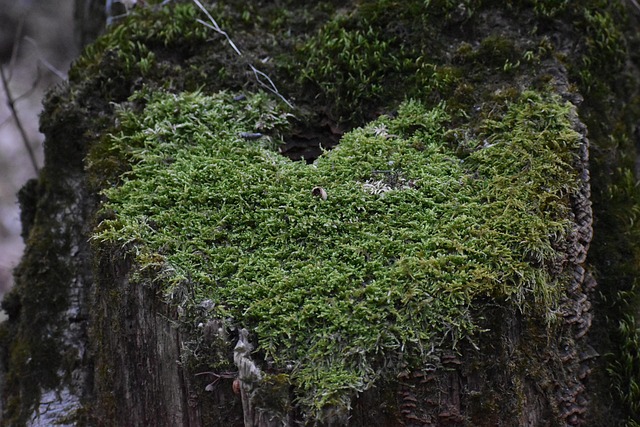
<box><xmin>0</xmin><ymin>0</ymin><xmax>78</xmax><ymax>313</ymax></box>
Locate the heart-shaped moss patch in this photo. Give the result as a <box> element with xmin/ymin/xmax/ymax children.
<box><xmin>93</xmin><ymin>89</ymin><xmax>581</xmax><ymax>419</ymax></box>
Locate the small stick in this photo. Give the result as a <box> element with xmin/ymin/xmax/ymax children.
<box><xmin>192</xmin><ymin>0</ymin><xmax>293</xmax><ymax>108</ymax></box>
<box><xmin>23</xmin><ymin>37</ymin><xmax>67</xmax><ymax>81</ymax></box>
<box><xmin>249</xmin><ymin>64</ymin><xmax>293</xmax><ymax>109</ymax></box>
<box><xmin>192</xmin><ymin>0</ymin><xmax>242</xmax><ymax>56</ymax></box>
<box><xmin>1</xmin><ymin>66</ymin><xmax>39</xmax><ymax>174</ymax></box>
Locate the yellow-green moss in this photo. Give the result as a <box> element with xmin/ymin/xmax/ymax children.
<box><xmin>79</xmin><ymin>0</ymin><xmax>640</xmax><ymax>423</ymax></box>
<box><xmin>91</xmin><ymin>87</ymin><xmax>581</xmax><ymax>419</ymax></box>
<box><xmin>70</xmin><ymin>3</ymin><xmax>209</xmax><ymax>84</ymax></box>
<box><xmin>3</xmin><ymin>0</ymin><xmax>637</xmax><ymax>423</ymax></box>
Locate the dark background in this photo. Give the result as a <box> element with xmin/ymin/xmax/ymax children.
<box><xmin>0</xmin><ymin>0</ymin><xmax>78</xmax><ymax>312</ymax></box>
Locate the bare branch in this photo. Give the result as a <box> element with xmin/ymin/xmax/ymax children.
<box><xmin>7</xmin><ymin>16</ymin><xmax>26</xmax><ymax>81</ymax></box>
<box><xmin>23</xmin><ymin>37</ymin><xmax>67</xmax><ymax>81</ymax></box>
<box><xmin>13</xmin><ymin>67</ymin><xmax>43</xmax><ymax>105</ymax></box>
<box><xmin>629</xmin><ymin>0</ymin><xmax>640</xmax><ymax>13</ymax></box>
<box><xmin>0</xmin><ymin>66</ymin><xmax>39</xmax><ymax>174</ymax></box>
<box><xmin>249</xmin><ymin>64</ymin><xmax>293</xmax><ymax>109</ymax></box>
<box><xmin>192</xmin><ymin>0</ymin><xmax>293</xmax><ymax>108</ymax></box>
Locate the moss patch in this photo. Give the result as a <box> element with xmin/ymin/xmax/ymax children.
<box><xmin>91</xmin><ymin>88</ymin><xmax>581</xmax><ymax>419</ymax></box>
<box><xmin>0</xmin><ymin>180</ymin><xmax>76</xmax><ymax>425</ymax></box>
<box><xmin>5</xmin><ymin>0</ymin><xmax>635</xmax><ymax>422</ymax></box>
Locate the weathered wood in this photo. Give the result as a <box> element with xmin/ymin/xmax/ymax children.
<box><xmin>1</xmin><ymin>1</ymin><xmax>639</xmax><ymax>425</ymax></box>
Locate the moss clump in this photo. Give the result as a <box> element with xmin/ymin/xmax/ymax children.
<box><xmin>0</xmin><ymin>194</ymin><xmax>75</xmax><ymax>425</ymax></box>
<box><xmin>299</xmin><ymin>19</ymin><xmax>400</xmax><ymax>122</ymax></box>
<box><xmin>609</xmin><ymin>312</ymin><xmax>640</xmax><ymax>421</ymax></box>
<box><xmin>70</xmin><ymin>3</ymin><xmax>209</xmax><ymax>84</ymax></box>
<box><xmin>295</xmin><ymin>0</ymin><xmax>568</xmax><ymax>126</ymax></box>
<box><xmin>296</xmin><ymin>0</ymin><xmax>469</xmax><ymax>123</ymax></box>
<box><xmin>555</xmin><ymin>2</ymin><xmax>640</xmax><ymax>422</ymax></box>
<box><xmin>505</xmin><ymin>0</ymin><xmax>571</xmax><ymax>18</ymax></box>
<box><xmin>92</xmin><ymin>88</ymin><xmax>581</xmax><ymax>420</ymax></box>
<box><xmin>574</xmin><ymin>6</ymin><xmax>626</xmax><ymax>95</ymax></box>
<box><xmin>592</xmin><ymin>165</ymin><xmax>640</xmax><ymax>424</ymax></box>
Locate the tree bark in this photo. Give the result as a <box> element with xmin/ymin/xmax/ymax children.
<box><xmin>1</xmin><ymin>1</ymin><xmax>639</xmax><ymax>426</ymax></box>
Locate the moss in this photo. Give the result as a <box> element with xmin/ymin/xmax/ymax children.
<box><xmin>295</xmin><ymin>0</ymin><xmax>575</xmax><ymax>127</ymax></box>
<box><xmin>0</xmin><ymin>220</ymin><xmax>73</xmax><ymax>424</ymax></box>
<box><xmin>609</xmin><ymin>313</ymin><xmax>640</xmax><ymax>418</ymax></box>
<box><xmin>70</xmin><ymin>3</ymin><xmax>208</xmax><ymax>83</ymax></box>
<box><xmin>0</xmin><ymin>29</ymin><xmax>115</xmax><ymax>425</ymax></box>
<box><xmin>590</xmin><ymin>164</ymin><xmax>640</xmax><ymax>424</ymax></box>
<box><xmin>574</xmin><ymin>5</ymin><xmax>626</xmax><ymax>96</ymax></box>
<box><xmin>16</xmin><ymin>178</ymin><xmax>40</xmax><ymax>240</ymax></box>
<box><xmin>556</xmin><ymin>2</ymin><xmax>640</xmax><ymax>423</ymax></box>
<box><xmin>250</xmin><ymin>373</ymin><xmax>292</xmax><ymax>418</ymax></box>
<box><xmin>3</xmin><ymin>0</ymin><xmax>636</xmax><ymax>422</ymax></box>
<box><xmin>298</xmin><ymin>19</ymin><xmax>401</xmax><ymax>122</ymax></box>
<box><xmin>476</xmin><ymin>35</ymin><xmax>520</xmax><ymax>69</ymax></box>
<box><xmin>507</xmin><ymin>0</ymin><xmax>571</xmax><ymax>18</ymax></box>
<box><xmin>294</xmin><ymin>0</ymin><xmax>477</xmax><ymax>123</ymax></box>
<box><xmin>73</xmin><ymin>0</ymin><xmax>640</xmax><ymax>424</ymax></box>
<box><xmin>90</xmin><ymin>87</ymin><xmax>581</xmax><ymax>420</ymax></box>
<box><xmin>0</xmin><ymin>209</ymin><xmax>76</xmax><ymax>422</ymax></box>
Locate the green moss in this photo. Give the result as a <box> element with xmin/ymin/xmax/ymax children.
<box><xmin>477</xmin><ymin>35</ymin><xmax>520</xmax><ymax>68</ymax></box>
<box><xmin>592</xmin><ymin>166</ymin><xmax>640</xmax><ymax>424</ymax></box>
<box><xmin>609</xmin><ymin>313</ymin><xmax>640</xmax><ymax>418</ymax></box>
<box><xmin>91</xmin><ymin>88</ymin><xmax>580</xmax><ymax>420</ymax></box>
<box><xmin>70</xmin><ymin>3</ymin><xmax>208</xmax><ymax>83</ymax></box>
<box><xmin>295</xmin><ymin>0</ymin><xmax>472</xmax><ymax>123</ymax></box>
<box><xmin>507</xmin><ymin>0</ymin><xmax>571</xmax><ymax>18</ymax></box>
<box><xmin>575</xmin><ymin>6</ymin><xmax>626</xmax><ymax>95</ymax></box>
<box><xmin>554</xmin><ymin>2</ymin><xmax>640</xmax><ymax>423</ymax></box>
<box><xmin>295</xmin><ymin>0</ymin><xmax>563</xmax><ymax>125</ymax></box>
<box><xmin>5</xmin><ymin>0</ymin><xmax>634</xmax><ymax>422</ymax></box>
<box><xmin>299</xmin><ymin>19</ymin><xmax>400</xmax><ymax>121</ymax></box>
<box><xmin>0</xmin><ymin>206</ymin><xmax>74</xmax><ymax>424</ymax></box>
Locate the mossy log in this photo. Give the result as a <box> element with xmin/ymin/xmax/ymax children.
<box><xmin>2</xmin><ymin>1</ymin><xmax>640</xmax><ymax>426</ymax></box>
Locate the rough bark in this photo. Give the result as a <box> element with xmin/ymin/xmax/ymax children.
<box><xmin>1</xmin><ymin>1</ymin><xmax>639</xmax><ymax>426</ymax></box>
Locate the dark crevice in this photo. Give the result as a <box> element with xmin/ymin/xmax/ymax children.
<box><xmin>279</xmin><ymin>119</ymin><xmax>346</xmax><ymax>163</ymax></box>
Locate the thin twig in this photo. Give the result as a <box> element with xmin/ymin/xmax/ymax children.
<box><xmin>195</xmin><ymin>18</ymin><xmax>242</xmax><ymax>57</ymax></box>
<box><xmin>195</xmin><ymin>371</ymin><xmax>236</xmax><ymax>378</ymax></box>
<box><xmin>13</xmin><ymin>67</ymin><xmax>43</xmax><ymax>105</ymax></box>
<box><xmin>7</xmin><ymin>17</ymin><xmax>25</xmax><ymax>82</ymax></box>
<box><xmin>1</xmin><ymin>66</ymin><xmax>39</xmax><ymax>174</ymax></box>
<box><xmin>249</xmin><ymin>64</ymin><xmax>293</xmax><ymax>109</ymax></box>
<box><xmin>192</xmin><ymin>0</ymin><xmax>293</xmax><ymax>108</ymax></box>
<box><xmin>191</xmin><ymin>0</ymin><xmax>242</xmax><ymax>56</ymax></box>
<box><xmin>23</xmin><ymin>37</ymin><xmax>67</xmax><ymax>81</ymax></box>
